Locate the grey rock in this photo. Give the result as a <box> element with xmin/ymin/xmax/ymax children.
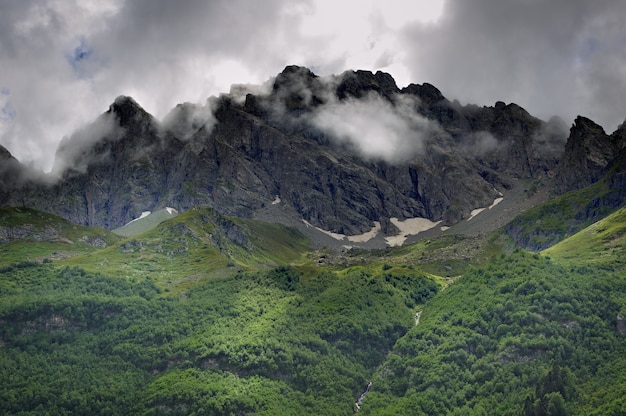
<box><xmin>2</xmin><ymin>66</ymin><xmax>612</xmax><ymax>244</ymax></box>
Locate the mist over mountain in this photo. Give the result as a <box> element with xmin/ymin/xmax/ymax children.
<box><xmin>1</xmin><ymin>65</ymin><xmax>625</xmax><ymax>247</ymax></box>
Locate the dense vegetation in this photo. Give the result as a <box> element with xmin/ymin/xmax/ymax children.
<box><xmin>362</xmin><ymin>251</ymin><xmax>626</xmax><ymax>415</ymax></box>
<box><xmin>1</xmin><ymin>206</ymin><xmax>626</xmax><ymax>414</ymax></box>
<box><xmin>0</xmin><ymin>262</ymin><xmax>438</xmax><ymax>415</ymax></box>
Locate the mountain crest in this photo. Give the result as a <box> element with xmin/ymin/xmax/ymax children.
<box><xmin>107</xmin><ymin>95</ymin><xmax>154</xmax><ymax>129</ymax></box>
<box><xmin>553</xmin><ymin>116</ymin><xmax>617</xmax><ymax>193</ymax></box>
<box><xmin>335</xmin><ymin>69</ymin><xmax>399</xmax><ymax>100</ymax></box>
<box><xmin>0</xmin><ymin>144</ymin><xmax>15</xmax><ymax>161</ymax></box>
<box><xmin>401</xmin><ymin>83</ymin><xmax>446</xmax><ymax>106</ymax></box>
<box><xmin>3</xmin><ymin>65</ymin><xmax>623</xmax><ymax>249</ymax></box>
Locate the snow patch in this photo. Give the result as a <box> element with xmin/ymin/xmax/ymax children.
<box><xmin>467</xmin><ymin>208</ymin><xmax>486</xmax><ymax>221</ymax></box>
<box><xmin>302</xmin><ymin>216</ymin><xmax>446</xmax><ymax>247</ymax></box>
<box><xmin>166</xmin><ymin>207</ymin><xmax>178</xmax><ymax>215</ymax></box>
<box><xmin>385</xmin><ymin>217</ymin><xmax>441</xmax><ymax>247</ymax></box>
<box><xmin>272</xmin><ymin>195</ymin><xmax>281</xmax><ymax>205</ymax></box>
<box><xmin>489</xmin><ymin>197</ymin><xmax>504</xmax><ymax>209</ymax></box>
<box><xmin>301</xmin><ymin>220</ymin><xmax>381</xmax><ymax>243</ymax></box>
<box><xmin>347</xmin><ymin>222</ymin><xmax>381</xmax><ymax>242</ymax></box>
<box><xmin>467</xmin><ymin>196</ymin><xmax>505</xmax><ymax>221</ymax></box>
<box><xmin>126</xmin><ymin>211</ymin><xmax>151</xmax><ymax>226</ymax></box>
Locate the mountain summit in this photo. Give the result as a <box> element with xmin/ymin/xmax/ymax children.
<box><xmin>2</xmin><ymin>65</ymin><xmax>623</xmax><ymax>247</ymax></box>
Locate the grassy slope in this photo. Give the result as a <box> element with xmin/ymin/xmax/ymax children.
<box><xmin>63</xmin><ymin>206</ymin><xmax>312</xmax><ymax>293</ymax></box>
<box><xmin>0</xmin><ymin>207</ymin><xmax>121</xmax><ymax>266</ymax></box>
<box><xmin>543</xmin><ymin>205</ymin><xmax>626</xmax><ymax>271</ymax></box>
<box><xmin>504</xmin><ymin>180</ymin><xmax>617</xmax><ymax>251</ymax></box>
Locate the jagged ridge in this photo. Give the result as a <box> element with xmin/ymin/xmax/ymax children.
<box><xmin>1</xmin><ymin>65</ymin><xmax>623</xmax><ymax>247</ymax></box>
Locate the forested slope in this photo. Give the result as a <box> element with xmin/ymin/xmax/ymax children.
<box><xmin>0</xmin><ymin>262</ymin><xmax>438</xmax><ymax>415</ymax></box>
<box><xmin>1</xmin><ymin>206</ymin><xmax>626</xmax><ymax>414</ymax></box>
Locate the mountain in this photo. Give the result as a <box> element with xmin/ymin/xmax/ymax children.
<box><xmin>0</xmin><ymin>66</ymin><xmax>583</xmax><ymax>248</ymax></box>
<box><xmin>2</xmin><ymin>66</ymin><xmax>626</xmax><ymax>414</ymax></box>
<box><xmin>504</xmin><ymin>118</ymin><xmax>626</xmax><ymax>251</ymax></box>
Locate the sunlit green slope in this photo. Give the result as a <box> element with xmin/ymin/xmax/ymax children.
<box><xmin>0</xmin><ymin>207</ymin><xmax>121</xmax><ymax>266</ymax></box>
<box><xmin>64</xmin><ymin>206</ymin><xmax>312</xmax><ymax>291</ymax></box>
<box><xmin>543</xmin><ymin>205</ymin><xmax>626</xmax><ymax>271</ymax></box>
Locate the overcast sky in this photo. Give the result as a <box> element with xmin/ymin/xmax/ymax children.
<box><xmin>1</xmin><ymin>0</ymin><xmax>626</xmax><ymax>171</ymax></box>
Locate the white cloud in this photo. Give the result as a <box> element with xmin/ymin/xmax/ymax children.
<box><xmin>310</xmin><ymin>92</ymin><xmax>439</xmax><ymax>162</ymax></box>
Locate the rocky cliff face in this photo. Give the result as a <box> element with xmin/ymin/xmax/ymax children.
<box><xmin>502</xmin><ymin>115</ymin><xmax>626</xmax><ymax>251</ymax></box>
<box><xmin>553</xmin><ymin>116</ymin><xmax>626</xmax><ymax>194</ymax></box>
<box><xmin>0</xmin><ymin>66</ymin><xmax>587</xmax><ymax>240</ymax></box>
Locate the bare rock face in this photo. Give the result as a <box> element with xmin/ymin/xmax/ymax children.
<box><xmin>336</xmin><ymin>69</ymin><xmax>399</xmax><ymax>101</ymax></box>
<box><xmin>553</xmin><ymin>116</ymin><xmax>623</xmax><ymax>194</ymax></box>
<box><xmin>0</xmin><ymin>65</ymin><xmax>597</xmax><ymax>239</ymax></box>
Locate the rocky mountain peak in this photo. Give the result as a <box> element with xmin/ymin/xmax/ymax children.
<box><xmin>107</xmin><ymin>95</ymin><xmax>154</xmax><ymax>129</ymax></box>
<box><xmin>568</xmin><ymin>116</ymin><xmax>612</xmax><ymax>157</ymax></box>
<box><xmin>335</xmin><ymin>69</ymin><xmax>399</xmax><ymax>100</ymax></box>
<box><xmin>0</xmin><ymin>144</ymin><xmax>28</xmax><ymax>190</ymax></box>
<box><xmin>0</xmin><ymin>144</ymin><xmax>14</xmax><ymax>161</ymax></box>
<box><xmin>553</xmin><ymin>116</ymin><xmax>617</xmax><ymax>193</ymax></box>
<box><xmin>401</xmin><ymin>83</ymin><xmax>446</xmax><ymax>106</ymax></box>
<box><xmin>268</xmin><ymin>65</ymin><xmax>326</xmax><ymax>113</ymax></box>
<box><xmin>610</xmin><ymin>118</ymin><xmax>626</xmax><ymax>150</ymax></box>
<box><xmin>273</xmin><ymin>65</ymin><xmax>318</xmax><ymax>91</ymax></box>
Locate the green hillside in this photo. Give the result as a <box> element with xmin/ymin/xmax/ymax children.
<box><xmin>1</xmin><ymin>204</ymin><xmax>626</xmax><ymax>414</ymax></box>
<box><xmin>0</xmin><ymin>207</ymin><xmax>120</xmax><ymax>266</ymax></box>
<box><xmin>543</xmin><ymin>205</ymin><xmax>626</xmax><ymax>271</ymax></box>
<box><xmin>504</xmin><ymin>180</ymin><xmax>617</xmax><ymax>251</ymax></box>
<box><xmin>63</xmin><ymin>207</ymin><xmax>312</xmax><ymax>292</ymax></box>
<box><xmin>0</xmin><ymin>261</ymin><xmax>439</xmax><ymax>414</ymax></box>
<box><xmin>361</xmin><ymin>250</ymin><xmax>626</xmax><ymax>415</ymax></box>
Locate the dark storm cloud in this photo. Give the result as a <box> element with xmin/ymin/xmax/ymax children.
<box><xmin>400</xmin><ymin>0</ymin><xmax>626</xmax><ymax>131</ymax></box>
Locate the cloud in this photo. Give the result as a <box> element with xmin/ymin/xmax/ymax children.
<box><xmin>310</xmin><ymin>92</ymin><xmax>439</xmax><ymax>162</ymax></box>
<box><xmin>459</xmin><ymin>131</ymin><xmax>501</xmax><ymax>157</ymax></box>
<box><xmin>532</xmin><ymin>116</ymin><xmax>569</xmax><ymax>157</ymax></box>
<box><xmin>400</xmin><ymin>0</ymin><xmax>626</xmax><ymax>131</ymax></box>
<box><xmin>161</xmin><ymin>99</ymin><xmax>218</xmax><ymax>140</ymax></box>
<box><xmin>1</xmin><ymin>0</ymin><xmax>625</xmax><ymax>173</ymax></box>
<box><xmin>0</xmin><ymin>89</ymin><xmax>16</xmax><ymax>122</ymax></box>
<box><xmin>228</xmin><ymin>80</ymin><xmax>275</xmax><ymax>105</ymax></box>
<box><xmin>52</xmin><ymin>111</ymin><xmax>124</xmax><ymax>176</ymax></box>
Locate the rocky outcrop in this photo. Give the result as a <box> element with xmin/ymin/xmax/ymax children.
<box><xmin>336</xmin><ymin>70</ymin><xmax>399</xmax><ymax>101</ymax></box>
<box><xmin>504</xmin><ymin>116</ymin><xmax>626</xmax><ymax>251</ymax></box>
<box><xmin>402</xmin><ymin>86</ymin><xmax>566</xmax><ymax>181</ymax></box>
<box><xmin>553</xmin><ymin>116</ymin><xmax>626</xmax><ymax>194</ymax></box>
<box><xmin>0</xmin><ymin>66</ymin><xmax>581</xmax><ymax>239</ymax></box>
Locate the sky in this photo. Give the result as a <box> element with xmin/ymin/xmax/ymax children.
<box><xmin>1</xmin><ymin>0</ymin><xmax>626</xmax><ymax>171</ymax></box>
